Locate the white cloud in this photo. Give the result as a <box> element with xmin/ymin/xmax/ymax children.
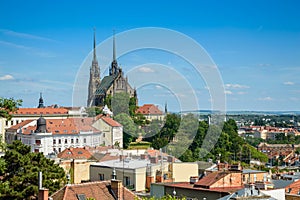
<box><xmin>283</xmin><ymin>81</ymin><xmax>294</xmax><ymax>85</ymax></box>
<box><xmin>224</xmin><ymin>90</ymin><xmax>233</xmax><ymax>95</ymax></box>
<box><xmin>0</xmin><ymin>74</ymin><xmax>14</xmax><ymax>81</ymax></box>
<box><xmin>225</xmin><ymin>83</ymin><xmax>249</xmax><ymax>89</ymax></box>
<box><xmin>258</xmin><ymin>97</ymin><xmax>273</xmax><ymax>101</ymax></box>
<box><xmin>0</xmin><ymin>29</ymin><xmax>56</xmax><ymax>42</ymax></box>
<box><xmin>138</xmin><ymin>67</ymin><xmax>155</xmax><ymax>73</ymax></box>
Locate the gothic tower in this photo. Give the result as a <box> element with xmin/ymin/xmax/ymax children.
<box><xmin>87</xmin><ymin>29</ymin><xmax>101</xmax><ymax>107</ymax></box>
<box><xmin>109</xmin><ymin>31</ymin><xmax>119</xmax><ymax>76</ymax></box>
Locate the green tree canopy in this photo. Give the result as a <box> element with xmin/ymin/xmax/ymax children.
<box><xmin>0</xmin><ymin>97</ymin><xmax>22</xmax><ymax>120</ymax></box>
<box><xmin>0</xmin><ymin>140</ymin><xmax>66</xmax><ymax>200</ymax></box>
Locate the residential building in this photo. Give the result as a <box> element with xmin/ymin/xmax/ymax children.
<box><xmin>50</xmin><ymin>180</ymin><xmax>138</xmax><ymax>200</ymax></box>
<box><xmin>0</xmin><ymin>117</ymin><xmax>5</xmax><ymax>144</ymax></box>
<box><xmin>286</xmin><ymin>179</ymin><xmax>300</xmax><ymax>200</ymax></box>
<box><xmin>94</xmin><ymin>115</ymin><xmax>123</xmax><ymax>147</ymax></box>
<box><xmin>136</xmin><ymin>104</ymin><xmax>165</xmax><ymax>121</ymax></box>
<box><xmin>6</xmin><ymin>115</ymin><xmax>123</xmax><ymax>155</ymax></box>
<box><xmin>56</xmin><ymin>147</ymin><xmax>96</xmax><ymax>184</ymax></box>
<box><xmin>90</xmin><ymin>152</ymin><xmax>188</xmax><ymax>192</ymax></box>
<box><xmin>151</xmin><ymin>170</ymin><xmax>244</xmax><ymax>199</ymax></box>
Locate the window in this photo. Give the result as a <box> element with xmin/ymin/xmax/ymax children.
<box><xmin>11</xmin><ymin>121</ymin><xmax>13</xmax><ymax>125</ymax></box>
<box><xmin>76</xmin><ymin>138</ymin><xmax>79</xmax><ymax>143</ymax></box>
<box><xmin>34</xmin><ymin>149</ymin><xmax>39</xmax><ymax>153</ymax></box>
<box><xmin>83</xmin><ymin>138</ymin><xmax>86</xmax><ymax>143</ymax></box>
<box><xmin>53</xmin><ymin>139</ymin><xmax>56</xmax><ymax>144</ymax></box>
<box><xmin>58</xmin><ymin>139</ymin><xmax>61</xmax><ymax>144</ymax></box>
<box><xmin>103</xmin><ymin>133</ymin><xmax>105</xmax><ymax>138</ymax></box>
<box><xmin>124</xmin><ymin>176</ymin><xmax>130</xmax><ymax>186</ymax></box>
<box><xmin>5</xmin><ymin>121</ymin><xmax>8</xmax><ymax>126</ymax></box>
<box><xmin>99</xmin><ymin>174</ymin><xmax>104</xmax><ymax>181</ymax></box>
<box><xmin>76</xmin><ymin>194</ymin><xmax>86</xmax><ymax>200</ymax></box>
<box><xmin>35</xmin><ymin>140</ymin><xmax>41</xmax><ymax>145</ymax></box>
<box><xmin>58</xmin><ymin>148</ymin><xmax>61</xmax><ymax>152</ymax></box>
<box><xmin>71</xmin><ymin>139</ymin><xmax>74</xmax><ymax>144</ymax></box>
<box><xmin>65</xmin><ymin>139</ymin><xmax>68</xmax><ymax>144</ymax></box>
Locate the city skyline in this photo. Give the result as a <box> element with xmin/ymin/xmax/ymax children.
<box><xmin>0</xmin><ymin>1</ymin><xmax>300</xmax><ymax>111</ymax></box>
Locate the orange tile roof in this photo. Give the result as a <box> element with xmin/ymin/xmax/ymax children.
<box><xmin>136</xmin><ymin>104</ymin><xmax>163</xmax><ymax>115</ymax></box>
<box><xmin>13</xmin><ymin>107</ymin><xmax>68</xmax><ymax>115</ymax></box>
<box><xmin>51</xmin><ymin>181</ymin><xmax>138</xmax><ymax>200</ymax></box>
<box><xmin>19</xmin><ymin>118</ymin><xmax>100</xmax><ymax>135</ymax></box>
<box><xmin>286</xmin><ymin>179</ymin><xmax>300</xmax><ymax>195</ymax></box>
<box><xmin>57</xmin><ymin>147</ymin><xmax>93</xmax><ymax>159</ymax></box>
<box><xmin>101</xmin><ymin>116</ymin><xmax>122</xmax><ymax>127</ymax></box>
<box><xmin>194</xmin><ymin>171</ymin><xmax>229</xmax><ymax>188</ymax></box>
<box><xmin>7</xmin><ymin>119</ymin><xmax>34</xmax><ymax>130</ymax></box>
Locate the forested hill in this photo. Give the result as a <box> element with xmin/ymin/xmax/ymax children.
<box><xmin>145</xmin><ymin>114</ymin><xmax>267</xmax><ymax>164</ymax></box>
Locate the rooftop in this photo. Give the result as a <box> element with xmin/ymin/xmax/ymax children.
<box><xmin>91</xmin><ymin>158</ymin><xmax>161</xmax><ymax>169</ymax></box>
<box><xmin>136</xmin><ymin>104</ymin><xmax>163</xmax><ymax>115</ymax></box>
<box><xmin>50</xmin><ymin>180</ymin><xmax>138</xmax><ymax>200</ymax></box>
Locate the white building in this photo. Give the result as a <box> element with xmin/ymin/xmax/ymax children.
<box><xmin>6</xmin><ymin>115</ymin><xmax>123</xmax><ymax>156</ymax></box>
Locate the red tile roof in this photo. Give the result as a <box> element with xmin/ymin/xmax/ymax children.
<box><xmin>13</xmin><ymin>108</ymin><xmax>69</xmax><ymax>115</ymax></box>
<box><xmin>101</xmin><ymin>116</ymin><xmax>122</xmax><ymax>127</ymax></box>
<box><xmin>50</xmin><ymin>181</ymin><xmax>138</xmax><ymax>200</ymax></box>
<box><xmin>286</xmin><ymin>179</ymin><xmax>300</xmax><ymax>195</ymax></box>
<box><xmin>57</xmin><ymin>147</ymin><xmax>93</xmax><ymax>159</ymax></box>
<box><xmin>7</xmin><ymin>119</ymin><xmax>34</xmax><ymax>130</ymax></box>
<box><xmin>194</xmin><ymin>171</ymin><xmax>229</xmax><ymax>188</ymax></box>
<box><xmin>19</xmin><ymin>118</ymin><xmax>99</xmax><ymax>135</ymax></box>
<box><xmin>136</xmin><ymin>104</ymin><xmax>163</xmax><ymax>115</ymax></box>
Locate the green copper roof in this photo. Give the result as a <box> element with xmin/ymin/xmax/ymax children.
<box><xmin>95</xmin><ymin>74</ymin><xmax>117</xmax><ymax>95</ymax></box>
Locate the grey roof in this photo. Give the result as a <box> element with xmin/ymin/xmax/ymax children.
<box><xmin>242</xmin><ymin>169</ymin><xmax>266</xmax><ymax>174</ymax></box>
<box><xmin>95</xmin><ymin>74</ymin><xmax>117</xmax><ymax>95</ymax></box>
<box><xmin>91</xmin><ymin>158</ymin><xmax>161</xmax><ymax>170</ymax></box>
<box><xmin>218</xmin><ymin>188</ymin><xmax>277</xmax><ymax>200</ymax></box>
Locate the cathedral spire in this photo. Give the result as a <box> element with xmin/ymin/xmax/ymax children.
<box><xmin>88</xmin><ymin>28</ymin><xmax>101</xmax><ymax>107</ymax></box>
<box><xmin>113</xmin><ymin>30</ymin><xmax>116</xmax><ymax>62</ymax></box>
<box><xmin>110</xmin><ymin>30</ymin><xmax>118</xmax><ymax>76</ymax></box>
<box><xmin>93</xmin><ymin>27</ymin><xmax>97</xmax><ymax>62</ymax></box>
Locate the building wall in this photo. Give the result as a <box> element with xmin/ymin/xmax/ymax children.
<box><xmin>211</xmin><ymin>172</ymin><xmax>242</xmax><ymax>188</ymax></box>
<box><xmin>172</xmin><ymin>162</ymin><xmax>198</xmax><ymax>182</ymax></box>
<box><xmin>18</xmin><ymin>131</ymin><xmax>102</xmax><ymax>156</ymax></box>
<box><xmin>164</xmin><ymin>186</ymin><xmax>228</xmax><ymax>200</ymax></box>
<box><xmin>93</xmin><ymin>118</ymin><xmax>123</xmax><ymax>147</ymax></box>
<box><xmin>0</xmin><ymin>118</ymin><xmax>5</xmax><ymax>150</ymax></box>
<box><xmin>243</xmin><ymin>172</ymin><xmax>267</xmax><ymax>183</ymax></box>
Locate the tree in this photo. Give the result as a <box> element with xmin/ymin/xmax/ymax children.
<box><xmin>0</xmin><ymin>140</ymin><xmax>66</xmax><ymax>199</ymax></box>
<box><xmin>0</xmin><ymin>97</ymin><xmax>22</xmax><ymax>120</ymax></box>
<box><xmin>114</xmin><ymin>113</ymin><xmax>138</xmax><ymax>148</ymax></box>
<box><xmin>111</xmin><ymin>92</ymin><xmax>130</xmax><ymax>116</ymax></box>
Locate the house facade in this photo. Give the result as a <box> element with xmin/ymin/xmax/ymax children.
<box><xmin>6</xmin><ymin>116</ymin><xmax>123</xmax><ymax>156</ymax></box>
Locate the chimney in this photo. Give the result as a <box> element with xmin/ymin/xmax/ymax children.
<box><xmin>141</xmin><ymin>154</ymin><xmax>147</xmax><ymax>160</ymax></box>
<box><xmin>111</xmin><ymin>179</ymin><xmax>123</xmax><ymax>200</ymax></box>
<box><xmin>150</xmin><ymin>156</ymin><xmax>158</xmax><ymax>164</ymax></box>
<box><xmin>38</xmin><ymin>171</ymin><xmax>49</xmax><ymax>200</ymax></box>
<box><xmin>167</xmin><ymin>156</ymin><xmax>175</xmax><ymax>163</ymax></box>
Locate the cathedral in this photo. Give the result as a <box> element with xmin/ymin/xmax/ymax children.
<box><xmin>87</xmin><ymin>31</ymin><xmax>136</xmax><ymax>107</ymax></box>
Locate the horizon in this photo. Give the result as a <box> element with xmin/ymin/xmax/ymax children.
<box><xmin>1</xmin><ymin>1</ymin><xmax>300</xmax><ymax>111</ymax></box>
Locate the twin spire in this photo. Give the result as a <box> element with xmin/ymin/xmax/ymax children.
<box><xmin>92</xmin><ymin>28</ymin><xmax>117</xmax><ymax>66</ymax></box>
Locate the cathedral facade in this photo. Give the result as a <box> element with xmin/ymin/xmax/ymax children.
<box><xmin>87</xmin><ymin>31</ymin><xmax>136</xmax><ymax>107</ymax></box>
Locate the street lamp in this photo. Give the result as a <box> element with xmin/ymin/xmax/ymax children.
<box><xmin>173</xmin><ymin>188</ymin><xmax>176</xmax><ymax>197</ymax></box>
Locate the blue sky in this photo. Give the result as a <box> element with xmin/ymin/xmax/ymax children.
<box><xmin>0</xmin><ymin>0</ymin><xmax>299</xmax><ymax>111</ymax></box>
